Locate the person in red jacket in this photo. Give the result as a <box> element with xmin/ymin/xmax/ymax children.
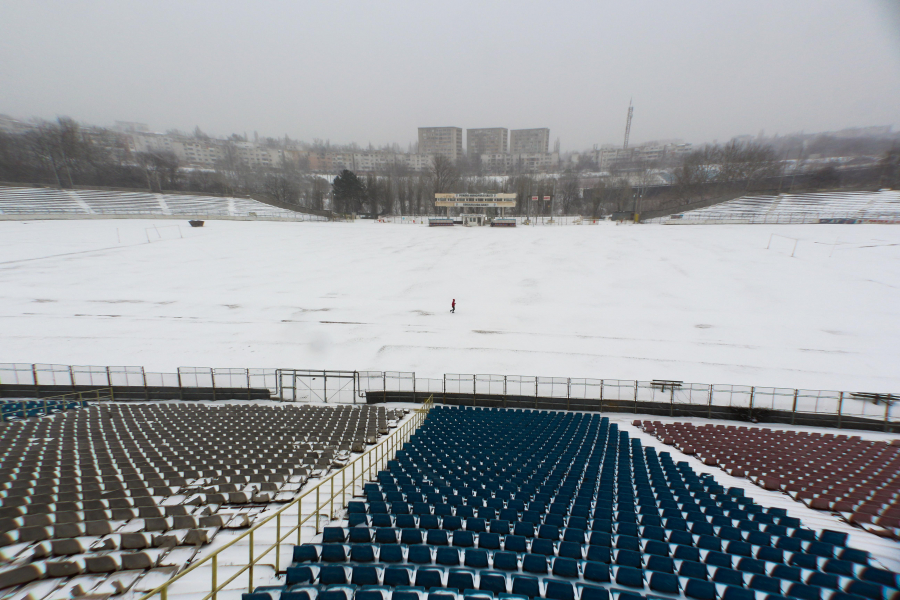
<box><xmin>451</xmin><ymin>299</ymin><xmax>456</xmax><ymax>313</ymax></box>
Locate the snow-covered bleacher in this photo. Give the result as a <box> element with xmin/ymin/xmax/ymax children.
<box><xmin>0</xmin><ymin>186</ymin><xmax>323</xmax><ymax>221</ymax></box>
<box><xmin>659</xmin><ymin>190</ymin><xmax>900</xmax><ymax>224</ymax></box>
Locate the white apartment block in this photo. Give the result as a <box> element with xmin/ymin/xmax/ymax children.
<box><xmin>480</xmin><ymin>152</ymin><xmax>560</xmax><ymax>173</ymax></box>
<box><xmin>510</xmin><ymin>128</ymin><xmax>550</xmax><ymax>154</ymax></box>
<box><xmin>418</xmin><ymin>127</ymin><xmax>463</xmax><ymax>163</ymax></box>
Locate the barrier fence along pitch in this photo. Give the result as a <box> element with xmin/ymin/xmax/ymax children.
<box><xmin>139</xmin><ymin>396</ymin><xmax>433</xmax><ymax>600</ymax></box>
<box><xmin>0</xmin><ymin>363</ymin><xmax>896</xmax><ymax>430</ymax></box>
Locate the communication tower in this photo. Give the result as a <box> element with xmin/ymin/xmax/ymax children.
<box><xmin>623</xmin><ymin>99</ymin><xmax>634</xmax><ymax>150</ymax></box>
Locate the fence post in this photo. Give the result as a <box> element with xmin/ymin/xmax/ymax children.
<box><xmin>837</xmin><ymin>392</ymin><xmax>844</xmax><ymax>429</ymax></box>
<box><xmin>248</xmin><ymin>529</ymin><xmax>254</xmax><ymax>593</ymax></box>
<box><xmin>599</xmin><ymin>379</ymin><xmax>604</xmax><ymax>413</ymax></box>
<box><xmin>567</xmin><ymin>378</ymin><xmax>571</xmax><ymax>411</ymax></box>
<box><xmin>412</xmin><ymin>372</ymin><xmax>416</xmax><ymax>405</ymax></box>
<box><xmin>472</xmin><ymin>375</ymin><xmax>476</xmax><ymax>407</ymax></box>
<box><xmin>32</xmin><ymin>364</ymin><xmax>39</xmax><ymax>398</ymax></box>
<box><xmin>633</xmin><ymin>381</ymin><xmax>638</xmax><ymax>413</ymax></box>
<box><xmin>670</xmin><ymin>384</ymin><xmax>675</xmax><ymax>417</ymax></box>
<box><xmin>275</xmin><ymin>511</ymin><xmax>281</xmax><ymax>573</ymax></box>
<box><xmin>443</xmin><ymin>374</ymin><xmax>446</xmax><ymax>405</ymax></box>
<box><xmin>69</xmin><ymin>365</ymin><xmax>76</xmax><ymax>393</ymax></box>
<box><xmin>503</xmin><ymin>375</ymin><xmax>508</xmax><ymax>408</ymax></box>
<box><xmin>211</xmin><ymin>368</ymin><xmax>217</xmax><ymax>401</ymax></box>
<box><xmin>791</xmin><ymin>389</ymin><xmax>799</xmax><ymax>425</ymax></box>
<box><xmin>246</xmin><ymin>368</ymin><xmax>251</xmax><ymax>401</ymax></box>
<box><xmin>142</xmin><ymin>367</ymin><xmax>149</xmax><ymax>401</ymax></box>
<box><xmin>884</xmin><ymin>400</ymin><xmax>891</xmax><ymax>433</ymax></box>
<box><xmin>707</xmin><ymin>385</ymin><xmax>713</xmax><ymax>419</ymax></box>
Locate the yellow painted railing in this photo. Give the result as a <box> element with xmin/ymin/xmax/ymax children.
<box><xmin>140</xmin><ymin>396</ymin><xmax>434</xmax><ymax>600</ymax></box>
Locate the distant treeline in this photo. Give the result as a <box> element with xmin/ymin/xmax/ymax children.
<box><xmin>1</xmin><ymin>118</ymin><xmax>897</xmax><ymax>217</ymax></box>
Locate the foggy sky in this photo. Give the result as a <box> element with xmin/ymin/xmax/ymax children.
<box><xmin>1</xmin><ymin>0</ymin><xmax>899</xmax><ymax>150</ymax></box>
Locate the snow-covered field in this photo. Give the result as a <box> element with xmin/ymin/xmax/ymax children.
<box><xmin>1</xmin><ymin>219</ymin><xmax>899</xmax><ymax>393</ymax></box>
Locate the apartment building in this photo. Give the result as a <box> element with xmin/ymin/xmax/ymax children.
<box><xmin>467</xmin><ymin>128</ymin><xmax>508</xmax><ymax>156</ymax></box>
<box><xmin>418</xmin><ymin>127</ymin><xmax>463</xmax><ymax>162</ymax></box>
<box><xmin>510</xmin><ymin>128</ymin><xmax>550</xmax><ymax>154</ymax></box>
<box><xmin>480</xmin><ymin>152</ymin><xmax>560</xmax><ymax>173</ymax></box>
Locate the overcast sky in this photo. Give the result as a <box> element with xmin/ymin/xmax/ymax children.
<box><xmin>1</xmin><ymin>1</ymin><xmax>899</xmax><ymax>151</ymax></box>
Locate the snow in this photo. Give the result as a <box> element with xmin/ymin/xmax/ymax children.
<box><xmin>1</xmin><ymin>219</ymin><xmax>899</xmax><ymax>394</ymax></box>
<box><xmin>615</xmin><ymin>415</ymin><xmax>900</xmax><ymax>571</ymax></box>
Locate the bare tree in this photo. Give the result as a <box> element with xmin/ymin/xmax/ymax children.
<box><xmin>429</xmin><ymin>155</ymin><xmax>458</xmax><ymax>193</ymax></box>
<box><xmin>136</xmin><ymin>151</ymin><xmax>180</xmax><ymax>191</ymax></box>
<box><xmin>558</xmin><ymin>170</ymin><xmax>580</xmax><ymax>215</ymax></box>
<box><xmin>264</xmin><ymin>173</ymin><xmax>299</xmax><ymax>204</ymax></box>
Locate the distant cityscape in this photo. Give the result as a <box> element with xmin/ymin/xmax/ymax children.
<box><xmin>0</xmin><ymin>114</ymin><xmax>699</xmax><ymax>175</ymax></box>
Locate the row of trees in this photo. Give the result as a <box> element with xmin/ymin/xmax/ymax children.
<box><xmin>1</xmin><ymin>118</ymin><xmax>896</xmax><ymax>217</ymax></box>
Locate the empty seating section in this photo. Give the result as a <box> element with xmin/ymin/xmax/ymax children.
<box><xmin>639</xmin><ymin>422</ymin><xmax>900</xmax><ymax>539</ymax></box>
<box><xmin>2</xmin><ymin>397</ymin><xmax>90</xmax><ymax>422</ymax></box>
<box><xmin>665</xmin><ymin>190</ymin><xmax>900</xmax><ymax>223</ymax></box>
<box><xmin>269</xmin><ymin>407</ymin><xmax>898</xmax><ymax>600</ymax></box>
<box><xmin>0</xmin><ymin>404</ymin><xmax>404</xmax><ymax>594</ymax></box>
<box><xmin>0</xmin><ymin>187</ymin><xmax>307</xmax><ymax>218</ymax></box>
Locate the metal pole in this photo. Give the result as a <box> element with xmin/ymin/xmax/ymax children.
<box><xmin>599</xmin><ymin>379</ymin><xmax>604</xmax><ymax>413</ymax></box>
<box><xmin>884</xmin><ymin>400</ymin><xmax>891</xmax><ymax>433</ymax></box>
<box><xmin>633</xmin><ymin>381</ymin><xmax>638</xmax><ymax>413</ymax></box>
<box><xmin>142</xmin><ymin>367</ymin><xmax>149</xmax><ymax>401</ymax></box>
<box><xmin>670</xmin><ymin>385</ymin><xmax>675</xmax><ymax>417</ymax></box>
<box><xmin>275</xmin><ymin>512</ymin><xmax>281</xmax><ymax>573</ymax></box>
<box><xmin>247</xmin><ymin>368</ymin><xmax>251</xmax><ymax>401</ymax></box>
<box><xmin>315</xmin><ymin>486</ymin><xmax>320</xmax><ymax>533</ymax></box>
<box><xmin>212</xmin><ymin>555</ymin><xmax>217</xmax><ymax>600</ymax></box>
<box><xmin>412</xmin><ymin>372</ymin><xmax>416</xmax><ymax>405</ymax></box>
<box><xmin>211</xmin><ymin>368</ymin><xmax>217</xmax><ymax>401</ymax></box>
<box><xmin>791</xmin><ymin>389</ymin><xmax>799</xmax><ymax>425</ymax></box>
<box><xmin>837</xmin><ymin>392</ymin><xmax>844</xmax><ymax>429</ymax></box>
<box><xmin>707</xmin><ymin>385</ymin><xmax>713</xmax><ymax>419</ymax></box>
<box><xmin>177</xmin><ymin>368</ymin><xmax>184</xmax><ymax>401</ymax></box>
<box><xmin>248</xmin><ymin>530</ymin><xmax>254</xmax><ymax>593</ymax></box>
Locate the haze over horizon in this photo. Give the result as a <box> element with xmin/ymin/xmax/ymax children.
<box><xmin>1</xmin><ymin>0</ymin><xmax>899</xmax><ymax>151</ymax></box>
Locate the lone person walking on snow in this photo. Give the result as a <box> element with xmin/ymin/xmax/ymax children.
<box><xmin>451</xmin><ymin>299</ymin><xmax>456</xmax><ymax>313</ymax></box>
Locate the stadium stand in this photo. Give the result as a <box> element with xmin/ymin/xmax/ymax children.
<box><xmin>1</xmin><ymin>396</ymin><xmax>91</xmax><ymax>421</ymax></box>
<box><xmin>0</xmin><ymin>187</ymin><xmax>316</xmax><ymax>219</ymax></box>
<box><xmin>0</xmin><ymin>403</ymin><xmax>405</xmax><ymax>593</ymax></box>
<box><xmin>257</xmin><ymin>407</ymin><xmax>899</xmax><ymax>600</ymax></box>
<box><xmin>637</xmin><ymin>422</ymin><xmax>900</xmax><ymax>540</ymax></box>
<box><xmin>657</xmin><ymin>190</ymin><xmax>900</xmax><ymax>224</ymax></box>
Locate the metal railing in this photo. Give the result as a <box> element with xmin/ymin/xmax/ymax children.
<box><xmin>651</xmin><ymin>212</ymin><xmax>900</xmax><ymax>225</ymax></box>
<box><xmin>436</xmin><ymin>374</ymin><xmax>897</xmax><ymax>432</ymax></box>
<box><xmin>1</xmin><ymin>363</ymin><xmax>896</xmax><ymax>430</ymax></box>
<box><xmin>138</xmin><ymin>396</ymin><xmax>433</xmax><ymax>600</ymax></box>
<box><xmin>0</xmin><ymin>387</ymin><xmax>112</xmax><ymax>421</ymax></box>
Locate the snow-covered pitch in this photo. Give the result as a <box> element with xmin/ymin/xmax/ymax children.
<box><xmin>1</xmin><ymin>219</ymin><xmax>898</xmax><ymax>393</ymax></box>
